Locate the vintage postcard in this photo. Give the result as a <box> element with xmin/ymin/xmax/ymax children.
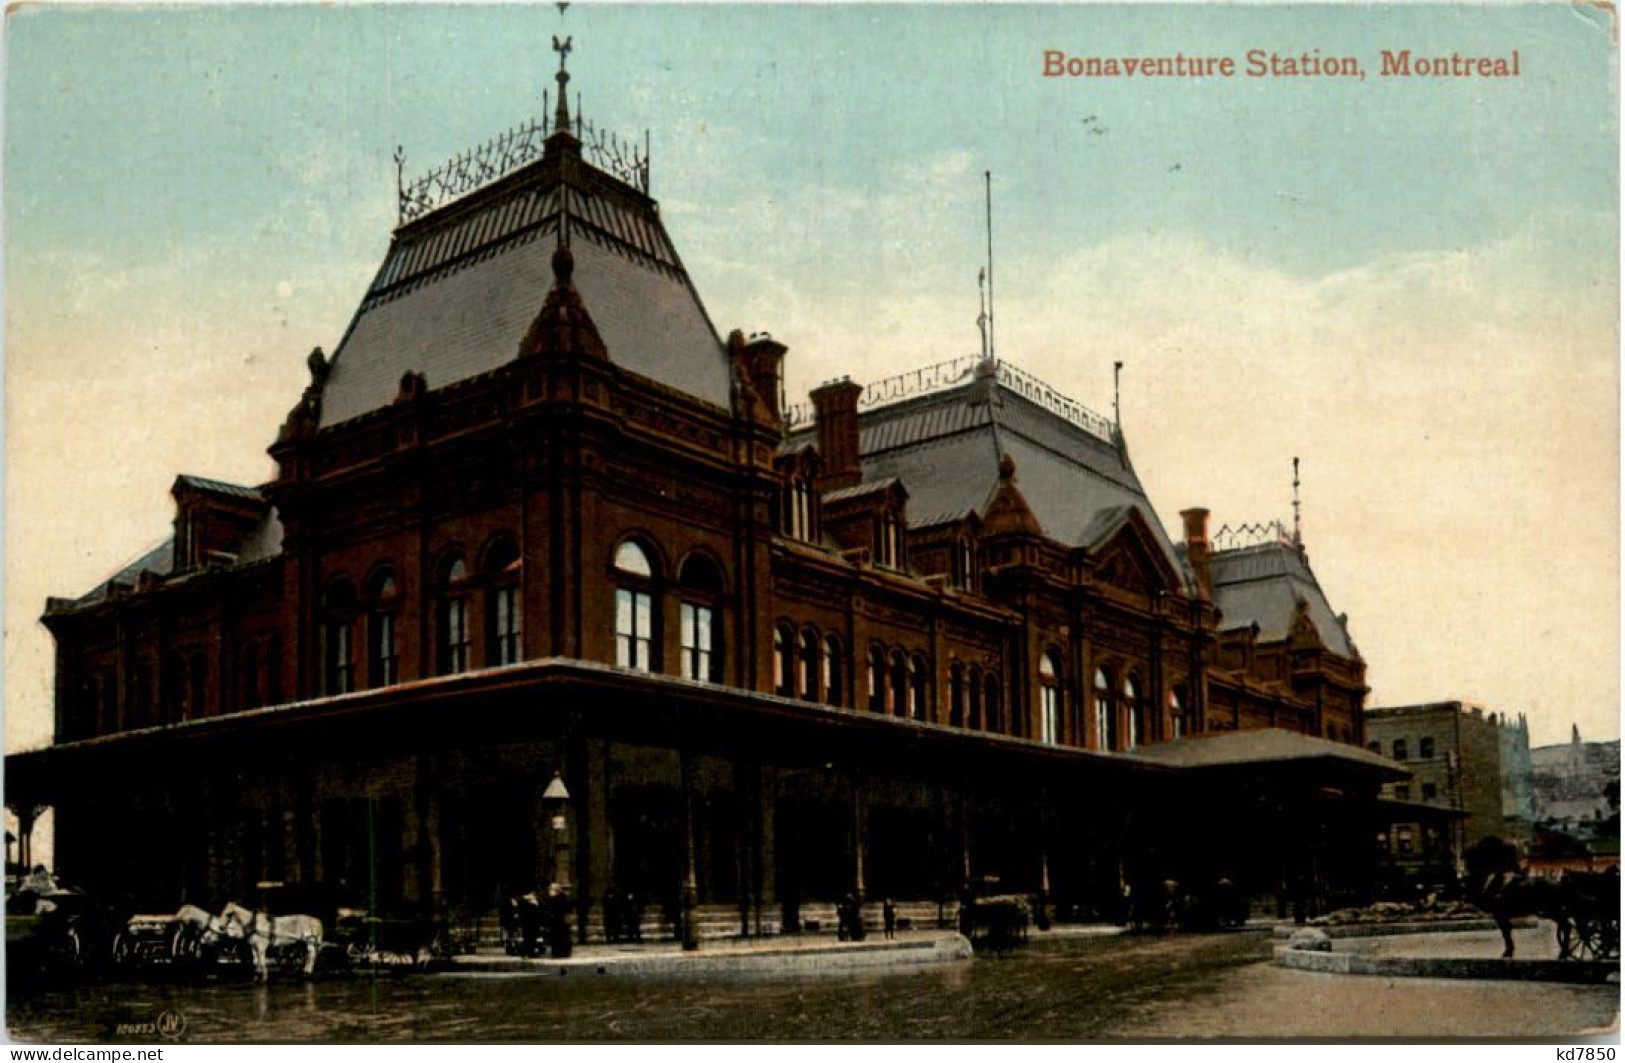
<box><xmin>3</xmin><ymin>1</ymin><xmax>1618</xmax><ymax>1047</ymax></box>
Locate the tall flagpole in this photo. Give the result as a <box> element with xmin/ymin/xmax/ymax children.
<box><xmin>984</xmin><ymin>171</ymin><xmax>995</xmax><ymax>364</ymax></box>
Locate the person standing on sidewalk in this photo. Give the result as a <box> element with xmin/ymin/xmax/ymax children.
<box><xmin>883</xmin><ymin>898</ymin><xmax>897</xmax><ymax>940</ymax></box>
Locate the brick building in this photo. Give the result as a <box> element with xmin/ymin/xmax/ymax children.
<box><xmin>8</xmin><ymin>56</ymin><xmax>1395</xmax><ymax>934</ymax></box>
<box><xmin>1364</xmin><ymin>701</ymin><xmax>1523</xmax><ymax>882</ymax></box>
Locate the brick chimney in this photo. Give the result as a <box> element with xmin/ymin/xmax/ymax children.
<box><xmin>1180</xmin><ymin>507</ymin><xmax>1212</xmax><ymax>600</ymax></box>
<box><xmin>810</xmin><ymin>378</ymin><xmax>864</xmax><ymax>491</ymax></box>
<box><xmin>727</xmin><ymin>330</ymin><xmax>787</xmax><ymax>428</ymax></box>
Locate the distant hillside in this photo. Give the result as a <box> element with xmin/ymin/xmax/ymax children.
<box><xmin>1531</xmin><ymin>738</ymin><xmax>1620</xmax><ymax>826</ymax></box>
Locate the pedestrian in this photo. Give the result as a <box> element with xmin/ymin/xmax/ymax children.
<box><xmin>883</xmin><ymin>897</ymin><xmax>896</xmax><ymax>940</ymax></box>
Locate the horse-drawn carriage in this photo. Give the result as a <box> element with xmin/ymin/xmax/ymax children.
<box><xmin>1467</xmin><ymin>838</ymin><xmax>1621</xmax><ymax>961</ymax></box>
<box><xmin>1555</xmin><ymin>870</ymin><xmax>1620</xmax><ymax>962</ymax></box>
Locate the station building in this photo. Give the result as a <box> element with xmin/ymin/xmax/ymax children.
<box><xmin>8</xmin><ymin>57</ymin><xmax>1399</xmax><ymax>936</ymax></box>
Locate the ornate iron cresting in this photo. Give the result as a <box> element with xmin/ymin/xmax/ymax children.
<box><xmin>1211</xmin><ymin>520</ymin><xmax>1294</xmax><ymax>552</ymax></box>
<box><xmin>783</xmin><ymin>355</ymin><xmax>1115</xmax><ymax>443</ymax></box>
<box><xmin>394</xmin><ymin>112</ymin><xmax>651</xmax><ymax>225</ymax></box>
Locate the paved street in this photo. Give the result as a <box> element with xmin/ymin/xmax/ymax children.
<box><xmin>8</xmin><ymin>930</ymin><xmax>1617</xmax><ymax>1042</ymax></box>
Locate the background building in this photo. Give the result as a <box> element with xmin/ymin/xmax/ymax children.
<box><xmin>1363</xmin><ymin>701</ymin><xmax>1525</xmax><ymax>883</ymax></box>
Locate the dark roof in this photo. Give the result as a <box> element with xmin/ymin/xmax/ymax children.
<box><xmin>318</xmin><ymin>146</ymin><xmax>728</xmax><ymax>428</ymax></box>
<box><xmin>1208</xmin><ymin>542</ymin><xmax>1354</xmax><ymax>656</ymax></box>
<box><xmin>822</xmin><ymin>478</ymin><xmax>902</xmax><ymax>505</ymax></box>
<box><xmin>1130</xmin><ymin>728</ymin><xmax>1407</xmax><ymax>779</ymax></box>
<box><xmin>173</xmin><ymin>474</ymin><xmax>264</xmax><ymax>501</ymax></box>
<box><xmin>791</xmin><ymin>368</ymin><xmax>1188</xmax><ymax>583</ymax></box>
<box><xmin>70</xmin><ymin>537</ymin><xmax>174</xmax><ymax>606</ymax></box>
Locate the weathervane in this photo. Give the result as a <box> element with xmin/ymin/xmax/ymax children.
<box><xmin>552</xmin><ymin>33</ymin><xmax>574</xmax><ymax>134</ymax></box>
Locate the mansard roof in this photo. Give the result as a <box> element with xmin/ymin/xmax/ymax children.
<box><xmin>316</xmin><ymin>136</ymin><xmax>729</xmax><ymax>428</ymax></box>
<box><xmin>790</xmin><ymin>361</ymin><xmax>1189</xmax><ymax>587</ymax></box>
<box><xmin>1207</xmin><ymin>541</ymin><xmax>1355</xmax><ymax>657</ymax></box>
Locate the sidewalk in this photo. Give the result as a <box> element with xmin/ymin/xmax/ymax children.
<box><xmin>1276</xmin><ymin>921</ymin><xmax>1619</xmax><ymax>984</ymax></box>
<box><xmin>437</xmin><ymin>927</ymin><xmax>975</xmax><ymax>977</ymax></box>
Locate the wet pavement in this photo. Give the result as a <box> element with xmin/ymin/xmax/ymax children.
<box><xmin>7</xmin><ymin>929</ymin><xmax>1618</xmax><ymax>1042</ymax></box>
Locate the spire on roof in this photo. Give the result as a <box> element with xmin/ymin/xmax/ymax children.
<box><xmin>552</xmin><ymin>34</ymin><xmax>574</xmax><ymax>136</ymax></box>
<box><xmin>1292</xmin><ymin>455</ymin><xmax>1303</xmax><ymax>548</ymax></box>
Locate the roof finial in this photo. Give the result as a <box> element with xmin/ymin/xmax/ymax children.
<box><xmin>1113</xmin><ymin>361</ymin><xmax>1124</xmax><ymax>427</ymax></box>
<box><xmin>976</xmin><ymin>268</ymin><xmax>989</xmax><ymax>360</ymax></box>
<box><xmin>1292</xmin><ymin>455</ymin><xmax>1302</xmax><ymax>547</ymax></box>
<box><xmin>552</xmin><ymin>33</ymin><xmax>573</xmax><ymax>135</ymax></box>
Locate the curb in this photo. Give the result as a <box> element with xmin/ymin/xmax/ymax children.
<box><xmin>1271</xmin><ymin>917</ymin><xmax>1536</xmax><ymax>940</ymax></box>
<box><xmin>437</xmin><ymin>932</ymin><xmax>975</xmax><ymax>977</ymax></box>
<box><xmin>1276</xmin><ymin>947</ymin><xmax>1619</xmax><ymax>984</ymax></box>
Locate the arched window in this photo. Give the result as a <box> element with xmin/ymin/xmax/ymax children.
<box><xmin>436</xmin><ymin>555</ymin><xmax>471</xmax><ymax>676</ymax></box>
<box><xmin>1125</xmin><ymin>675</ymin><xmax>1143</xmax><ymax>750</ymax></box>
<box><xmin>679</xmin><ymin>555</ymin><xmax>723</xmax><ymax>684</ymax></box>
<box><xmin>1039</xmin><ymin>651</ymin><xmax>1062</xmax><ymax>745</ymax></box>
<box><xmin>1094</xmin><ymin>668</ymin><xmax>1115</xmax><ymax>752</ymax></box>
<box><xmin>129</xmin><ymin>660</ymin><xmax>152</xmax><ymax>728</ymax></box>
<box><xmin>613</xmin><ymin>541</ymin><xmax>656</xmax><ymax>672</ymax></box>
<box><xmin>189</xmin><ymin>653</ymin><xmax>208</xmax><ymax>719</ymax></box>
<box><xmin>485</xmin><ymin>538</ymin><xmax>523</xmax><ymax>667</ymax></box>
<box><xmin>1168</xmin><ymin>686</ymin><xmax>1185</xmax><ymax>740</ymax></box>
<box><xmin>867</xmin><ymin>646</ymin><xmax>886</xmax><ymax>711</ymax></box>
<box><xmin>774</xmin><ymin>624</ymin><xmax>796</xmax><ymax>696</ymax></box>
<box><xmin>823</xmin><ymin>635</ymin><xmax>844</xmax><ymax>706</ymax></box>
<box><xmin>908</xmin><ymin>654</ymin><xmax>927</xmax><ymax>720</ymax></box>
<box><xmin>889</xmin><ymin>650</ymin><xmax>908</xmax><ymax>716</ymax></box>
<box><xmin>164</xmin><ymin>651</ymin><xmax>190</xmax><ymax>721</ymax></box>
<box><xmin>984</xmin><ymin>673</ymin><xmax>1002</xmax><ymax>733</ymax></box>
<box><xmin>968</xmin><ymin>666</ymin><xmax>983</xmax><ymax>730</ymax></box>
<box><xmin>785</xmin><ymin>475</ymin><xmax>816</xmax><ymax>542</ymax></box>
<box><xmin>949</xmin><ymin>662</ymin><xmax>965</xmax><ymax>727</ymax></box>
<box><xmin>323</xmin><ymin>578</ymin><xmax>358</xmax><ymax>694</ymax></box>
<box><xmin>799</xmin><ymin>629</ymin><xmax>821</xmax><ymax>702</ymax></box>
<box><xmin>99</xmin><ymin>671</ymin><xmax>118</xmax><ymax>733</ymax></box>
<box><xmin>367</xmin><ymin>569</ymin><xmax>400</xmax><ymax>688</ymax></box>
<box><xmin>241</xmin><ymin>641</ymin><xmax>262</xmax><ymax>709</ymax></box>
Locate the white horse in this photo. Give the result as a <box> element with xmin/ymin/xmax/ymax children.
<box><xmin>219</xmin><ymin>901</ymin><xmax>323</xmax><ymax>980</ymax></box>
<box><xmin>170</xmin><ymin>903</ymin><xmax>229</xmax><ymax>961</ymax></box>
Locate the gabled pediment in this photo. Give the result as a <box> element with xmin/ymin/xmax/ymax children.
<box><xmin>1086</xmin><ymin>507</ymin><xmax>1185</xmax><ymax>597</ymax></box>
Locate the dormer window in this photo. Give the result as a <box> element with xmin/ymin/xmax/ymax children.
<box><xmin>953</xmin><ymin>536</ymin><xmax>977</xmax><ymax>591</ymax></box>
<box><xmin>876</xmin><ymin>512</ymin><xmax>903</xmax><ymax>569</ymax></box>
<box><xmin>786</xmin><ymin>476</ymin><xmax>816</xmax><ymax>542</ymax></box>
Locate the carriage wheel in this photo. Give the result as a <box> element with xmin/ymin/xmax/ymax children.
<box><xmin>111</xmin><ymin>931</ymin><xmax>135</xmax><ymax>968</ymax></box>
<box><xmin>1579</xmin><ymin>917</ymin><xmax>1615</xmax><ymax>961</ymax></box>
<box><xmin>46</xmin><ymin>926</ymin><xmax>82</xmax><ymax>971</ymax></box>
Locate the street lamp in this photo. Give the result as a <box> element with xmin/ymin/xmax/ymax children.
<box><xmin>542</xmin><ymin>771</ymin><xmax>571</xmax><ymax>892</ymax></box>
<box><xmin>542</xmin><ymin>770</ymin><xmax>573</xmax><ymax>957</ymax></box>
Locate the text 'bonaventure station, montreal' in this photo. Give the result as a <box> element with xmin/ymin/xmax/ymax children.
<box><xmin>9</xmin><ymin>38</ymin><xmax>1439</xmax><ymax>944</ymax></box>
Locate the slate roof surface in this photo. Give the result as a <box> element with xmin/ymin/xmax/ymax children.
<box><xmin>173</xmin><ymin>475</ymin><xmax>264</xmax><ymax>501</ymax></box>
<box><xmin>1208</xmin><ymin>542</ymin><xmax>1354</xmax><ymax>656</ymax></box>
<box><xmin>72</xmin><ymin>538</ymin><xmax>173</xmax><ymax>606</ymax></box>
<box><xmin>1129</xmin><ymin>727</ymin><xmax>1406</xmax><ymax>778</ymax></box>
<box><xmin>795</xmin><ymin>377</ymin><xmax>1188</xmax><ymax>584</ymax></box>
<box><xmin>318</xmin><ymin>156</ymin><xmax>728</xmax><ymax>428</ymax></box>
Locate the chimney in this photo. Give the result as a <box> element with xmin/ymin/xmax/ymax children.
<box><xmin>1180</xmin><ymin>507</ymin><xmax>1211</xmax><ymax>600</ymax></box>
<box><xmin>727</xmin><ymin>330</ymin><xmax>787</xmax><ymax>428</ymax></box>
<box><xmin>810</xmin><ymin>377</ymin><xmax>864</xmax><ymax>491</ymax></box>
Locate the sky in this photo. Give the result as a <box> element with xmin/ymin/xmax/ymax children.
<box><xmin>4</xmin><ymin>3</ymin><xmax>1618</xmax><ymax>753</ymax></box>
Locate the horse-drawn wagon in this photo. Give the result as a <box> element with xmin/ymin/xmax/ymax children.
<box><xmin>1556</xmin><ymin>870</ymin><xmax>1620</xmax><ymax>962</ymax></box>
